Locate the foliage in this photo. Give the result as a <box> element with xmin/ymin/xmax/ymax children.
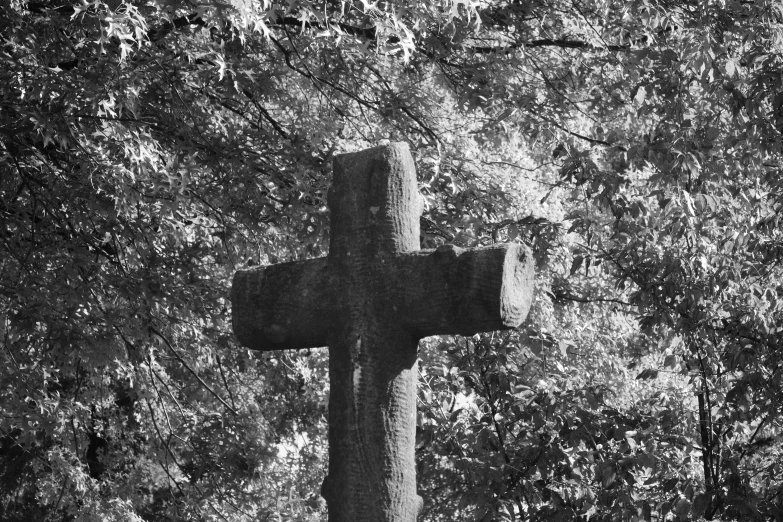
<box><xmin>1</xmin><ymin>0</ymin><xmax>782</xmax><ymax>520</ymax></box>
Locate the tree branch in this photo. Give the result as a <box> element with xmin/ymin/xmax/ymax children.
<box><xmin>149</xmin><ymin>326</ymin><xmax>238</xmax><ymax>415</ymax></box>
<box><xmin>549</xmin><ymin>290</ymin><xmax>633</xmax><ymax>308</ymax></box>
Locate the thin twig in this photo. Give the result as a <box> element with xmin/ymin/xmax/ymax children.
<box><xmin>149</xmin><ymin>326</ymin><xmax>238</xmax><ymax>415</ymax></box>
<box><xmin>145</xmin><ymin>399</ymin><xmax>187</xmax><ymax>496</ymax></box>
<box><xmin>216</xmin><ymin>354</ymin><xmax>237</xmax><ymax>410</ymax></box>
<box><xmin>50</xmin><ymin>477</ymin><xmax>69</xmax><ymax>521</ymax></box>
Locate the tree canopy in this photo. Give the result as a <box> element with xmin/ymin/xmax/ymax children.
<box><xmin>1</xmin><ymin>0</ymin><xmax>782</xmax><ymax>520</ymax></box>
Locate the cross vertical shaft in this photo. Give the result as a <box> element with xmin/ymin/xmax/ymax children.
<box><xmin>319</xmin><ymin>145</ymin><xmax>422</xmax><ymax>519</ymax></box>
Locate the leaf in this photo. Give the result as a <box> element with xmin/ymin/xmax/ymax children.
<box><xmin>570</xmin><ymin>255</ymin><xmax>584</xmax><ymax>276</ymax></box>
<box><xmin>692</xmin><ymin>493</ymin><xmax>709</xmax><ymax>516</ymax></box>
<box><xmin>636</xmin><ymin>369</ymin><xmax>659</xmax><ymax>380</ymax></box>
<box><xmin>634</xmin><ymin>85</ymin><xmax>647</xmax><ymax>106</ymax></box>
<box><xmin>585</xmin><ymin>391</ymin><xmax>599</xmax><ymax>409</ymax></box>
<box><xmin>726</xmin><ymin>59</ymin><xmax>736</xmax><ymax>77</ymax></box>
<box><xmin>601</xmin><ymin>465</ymin><xmax>617</xmax><ymax>488</ymax></box>
<box><xmin>673</xmin><ymin>498</ymin><xmax>691</xmax><ymax>516</ymax></box>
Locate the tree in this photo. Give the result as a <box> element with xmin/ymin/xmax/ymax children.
<box><xmin>1</xmin><ymin>0</ymin><xmax>782</xmax><ymax>520</ymax></box>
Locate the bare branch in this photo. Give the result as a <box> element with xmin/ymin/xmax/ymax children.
<box><xmin>149</xmin><ymin>326</ymin><xmax>238</xmax><ymax>415</ymax></box>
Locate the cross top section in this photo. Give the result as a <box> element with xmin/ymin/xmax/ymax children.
<box><xmin>329</xmin><ymin>143</ymin><xmax>421</xmax><ymax>258</ymax></box>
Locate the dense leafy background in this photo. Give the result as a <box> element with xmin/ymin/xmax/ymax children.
<box><xmin>1</xmin><ymin>0</ymin><xmax>782</xmax><ymax>520</ymax></box>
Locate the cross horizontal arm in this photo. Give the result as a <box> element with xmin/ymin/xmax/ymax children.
<box><xmin>231</xmin><ymin>257</ymin><xmax>334</xmax><ymax>351</ymax></box>
<box><xmin>392</xmin><ymin>243</ymin><xmax>534</xmax><ymax>338</ymax></box>
<box><xmin>231</xmin><ymin>242</ymin><xmax>534</xmax><ymax>352</ymax></box>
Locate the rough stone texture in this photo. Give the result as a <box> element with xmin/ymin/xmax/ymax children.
<box><xmin>231</xmin><ymin>244</ymin><xmax>533</xmax><ymax>351</ymax></box>
<box><xmin>231</xmin><ymin>143</ymin><xmax>534</xmax><ymax>522</ymax></box>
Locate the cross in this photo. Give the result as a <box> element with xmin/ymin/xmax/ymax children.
<box><xmin>232</xmin><ymin>143</ymin><xmax>534</xmax><ymax>521</ymax></box>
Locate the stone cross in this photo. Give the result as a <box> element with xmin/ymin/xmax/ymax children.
<box><xmin>231</xmin><ymin>143</ymin><xmax>534</xmax><ymax>521</ymax></box>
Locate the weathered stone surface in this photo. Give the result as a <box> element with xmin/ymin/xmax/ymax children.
<box><xmin>231</xmin><ymin>243</ymin><xmax>533</xmax><ymax>351</ymax></box>
<box><xmin>231</xmin><ymin>143</ymin><xmax>534</xmax><ymax>522</ymax></box>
